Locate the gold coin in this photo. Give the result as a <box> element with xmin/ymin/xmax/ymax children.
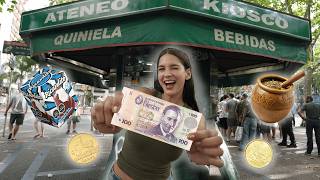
<box><xmin>67</xmin><ymin>133</ymin><xmax>99</xmax><ymax>164</ymax></box>
<box><xmin>244</xmin><ymin>139</ymin><xmax>273</xmax><ymax>168</ymax></box>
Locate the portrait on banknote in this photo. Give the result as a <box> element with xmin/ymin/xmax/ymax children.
<box><xmin>146</xmin><ymin>105</ymin><xmax>182</xmax><ymax>143</ymax></box>
<box><xmin>111</xmin><ymin>87</ymin><xmax>202</xmax><ymax>150</ymax></box>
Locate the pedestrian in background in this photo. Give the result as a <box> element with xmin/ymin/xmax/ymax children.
<box><xmin>256</xmin><ymin>121</ymin><xmax>262</xmax><ymax>138</ymax></box>
<box><xmin>271</xmin><ymin>123</ymin><xmax>276</xmax><ymax>139</ymax></box>
<box><xmin>238</xmin><ymin>94</ymin><xmax>257</xmax><ymax>151</ymax></box>
<box><xmin>298</xmin><ymin>96</ymin><xmax>320</xmax><ymax>156</ymax></box>
<box><xmin>217</xmin><ymin>95</ymin><xmax>228</xmax><ymax>138</ymax></box>
<box><xmin>33</xmin><ymin>119</ymin><xmax>45</xmax><ymax>138</ymax></box>
<box><xmin>4</xmin><ymin>89</ymin><xmax>28</xmax><ymax>140</ymax></box>
<box><xmin>226</xmin><ymin>93</ymin><xmax>238</xmax><ymax>142</ymax></box>
<box><xmin>278</xmin><ymin>107</ymin><xmax>297</xmax><ymax>148</ymax></box>
<box><xmin>260</xmin><ymin>123</ymin><xmax>272</xmax><ymax>141</ymax></box>
<box><xmin>66</xmin><ymin>110</ymin><xmax>80</xmax><ymax>134</ymax></box>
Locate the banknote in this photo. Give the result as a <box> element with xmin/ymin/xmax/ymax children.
<box><xmin>111</xmin><ymin>87</ymin><xmax>202</xmax><ymax>150</ymax></box>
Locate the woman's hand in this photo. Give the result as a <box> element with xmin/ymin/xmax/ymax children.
<box><xmin>91</xmin><ymin>92</ymin><xmax>123</xmax><ymax>134</ymax></box>
<box><xmin>187</xmin><ymin>129</ymin><xmax>224</xmax><ymax>167</ymax></box>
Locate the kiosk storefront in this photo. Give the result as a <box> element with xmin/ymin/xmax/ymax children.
<box><xmin>20</xmin><ymin>0</ymin><xmax>311</xmax><ymax>179</ymax></box>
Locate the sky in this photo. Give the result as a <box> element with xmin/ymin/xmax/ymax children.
<box><xmin>25</xmin><ymin>0</ymin><xmax>49</xmax><ymax>11</ymax></box>
<box><xmin>0</xmin><ymin>0</ymin><xmax>49</xmax><ymax>68</ymax></box>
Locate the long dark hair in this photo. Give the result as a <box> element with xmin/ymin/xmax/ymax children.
<box><xmin>154</xmin><ymin>48</ymin><xmax>199</xmax><ymax>112</ymax></box>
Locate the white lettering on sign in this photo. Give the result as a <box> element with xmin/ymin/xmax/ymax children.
<box><xmin>45</xmin><ymin>0</ymin><xmax>128</xmax><ymax>24</ymax></box>
<box><xmin>213</xmin><ymin>28</ymin><xmax>276</xmax><ymax>52</ymax></box>
<box><xmin>203</xmin><ymin>0</ymin><xmax>288</xmax><ymax>29</ymax></box>
<box><xmin>203</xmin><ymin>0</ymin><xmax>219</xmax><ymax>12</ymax></box>
<box><xmin>54</xmin><ymin>26</ymin><xmax>121</xmax><ymax>45</ymax></box>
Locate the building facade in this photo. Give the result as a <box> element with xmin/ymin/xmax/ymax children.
<box><xmin>0</xmin><ymin>0</ymin><xmax>28</xmax><ymax>66</ymax></box>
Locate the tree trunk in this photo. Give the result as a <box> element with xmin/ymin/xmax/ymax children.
<box><xmin>304</xmin><ymin>45</ymin><xmax>314</xmax><ymax>98</ymax></box>
<box><xmin>303</xmin><ymin>0</ymin><xmax>313</xmax><ymax>99</ymax></box>
<box><xmin>304</xmin><ymin>67</ymin><xmax>313</xmax><ymax>97</ymax></box>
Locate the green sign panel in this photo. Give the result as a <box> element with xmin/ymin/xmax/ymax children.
<box><xmin>2</xmin><ymin>41</ymin><xmax>30</xmax><ymax>56</ymax></box>
<box><xmin>29</xmin><ymin>15</ymin><xmax>307</xmax><ymax>63</ymax></box>
<box><xmin>20</xmin><ymin>0</ymin><xmax>310</xmax><ymax>41</ymax></box>
<box><xmin>20</xmin><ymin>0</ymin><xmax>167</xmax><ymax>33</ymax></box>
<box><xmin>170</xmin><ymin>0</ymin><xmax>310</xmax><ymax>40</ymax></box>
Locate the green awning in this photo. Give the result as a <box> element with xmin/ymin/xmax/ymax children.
<box><xmin>20</xmin><ymin>0</ymin><xmax>311</xmax><ymax>88</ymax></box>
<box><xmin>20</xmin><ymin>0</ymin><xmax>310</xmax><ymax>64</ymax></box>
<box><xmin>27</xmin><ymin>13</ymin><xmax>308</xmax><ymax>63</ymax></box>
<box><xmin>21</xmin><ymin>0</ymin><xmax>310</xmax><ymax>40</ymax></box>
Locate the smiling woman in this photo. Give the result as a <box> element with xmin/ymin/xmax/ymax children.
<box><xmin>91</xmin><ymin>47</ymin><xmax>224</xmax><ymax>180</ymax></box>
<box><xmin>155</xmin><ymin>48</ymin><xmax>197</xmax><ymax>111</ymax></box>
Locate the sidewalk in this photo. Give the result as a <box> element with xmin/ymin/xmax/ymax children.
<box><xmin>228</xmin><ymin>126</ymin><xmax>320</xmax><ymax>180</ymax></box>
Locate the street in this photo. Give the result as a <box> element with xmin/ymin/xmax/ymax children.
<box><xmin>228</xmin><ymin>119</ymin><xmax>320</xmax><ymax>180</ymax></box>
<box><xmin>0</xmin><ymin>113</ymin><xmax>320</xmax><ymax>180</ymax></box>
<box><xmin>0</xmin><ymin>112</ymin><xmax>113</xmax><ymax>180</ymax></box>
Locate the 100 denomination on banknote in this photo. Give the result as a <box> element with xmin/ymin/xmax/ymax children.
<box><xmin>111</xmin><ymin>87</ymin><xmax>202</xmax><ymax>150</ymax></box>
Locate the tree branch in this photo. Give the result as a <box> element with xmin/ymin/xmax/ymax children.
<box><xmin>285</xmin><ymin>0</ymin><xmax>293</xmax><ymax>14</ymax></box>
<box><xmin>304</xmin><ymin>0</ymin><xmax>313</xmax><ymax>19</ymax></box>
<box><xmin>311</xmin><ymin>32</ymin><xmax>320</xmax><ymax>47</ymax></box>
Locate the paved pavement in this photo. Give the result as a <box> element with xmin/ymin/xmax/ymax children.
<box><xmin>228</xmin><ymin>121</ymin><xmax>320</xmax><ymax>180</ymax></box>
<box><xmin>1</xmin><ymin>113</ymin><xmax>320</xmax><ymax>180</ymax></box>
<box><xmin>0</xmin><ymin>112</ymin><xmax>113</xmax><ymax>180</ymax></box>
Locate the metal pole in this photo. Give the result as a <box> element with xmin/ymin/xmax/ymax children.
<box><xmin>2</xmin><ymin>68</ymin><xmax>12</xmax><ymax>137</ymax></box>
<box><xmin>90</xmin><ymin>86</ymin><xmax>94</xmax><ymax>131</ymax></box>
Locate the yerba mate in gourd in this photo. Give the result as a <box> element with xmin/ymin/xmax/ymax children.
<box><xmin>251</xmin><ymin>74</ymin><xmax>294</xmax><ymax>123</ymax></box>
